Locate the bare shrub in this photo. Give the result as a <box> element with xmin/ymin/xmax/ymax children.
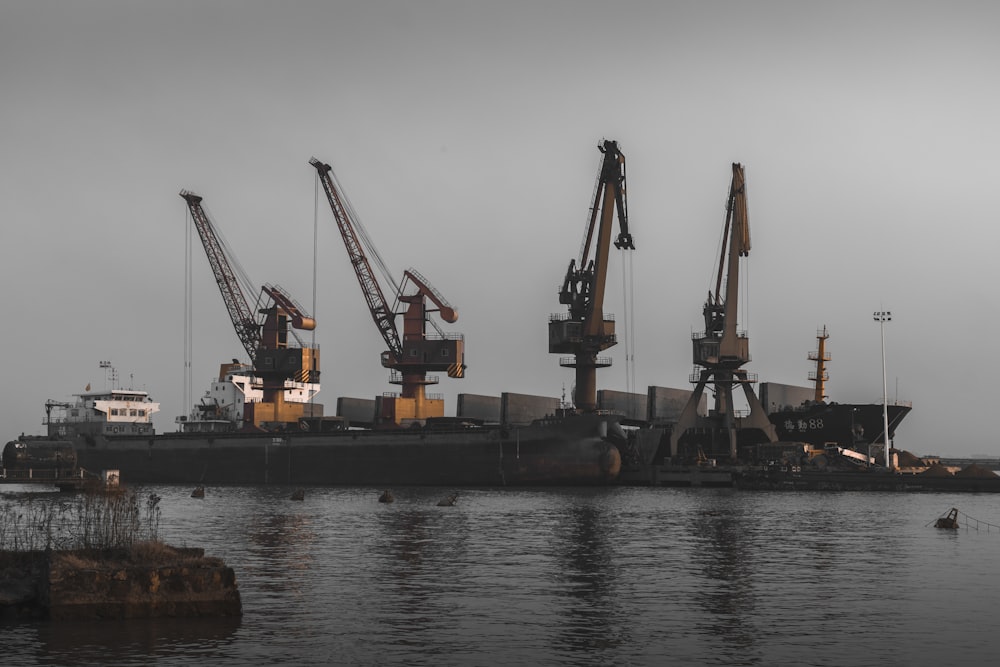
<box><xmin>0</xmin><ymin>489</ymin><xmax>162</xmax><ymax>552</ymax></box>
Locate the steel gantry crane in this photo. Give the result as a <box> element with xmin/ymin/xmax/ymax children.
<box><xmin>309</xmin><ymin>158</ymin><xmax>465</xmax><ymax>426</ymax></box>
<box><xmin>667</xmin><ymin>164</ymin><xmax>776</xmax><ymax>461</ymax></box>
<box><xmin>548</xmin><ymin>139</ymin><xmax>634</xmax><ymax>413</ymax></box>
<box><xmin>180</xmin><ymin>190</ymin><xmax>320</xmax><ymax>430</ymax></box>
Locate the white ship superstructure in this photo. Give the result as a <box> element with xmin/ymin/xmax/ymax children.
<box><xmin>176</xmin><ymin>361</ymin><xmax>321</xmax><ymax>433</ymax></box>
<box><xmin>46</xmin><ymin>388</ymin><xmax>160</xmax><ymax>438</ymax></box>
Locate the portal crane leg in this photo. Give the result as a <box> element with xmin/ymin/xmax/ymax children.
<box><xmin>669</xmin><ymin>371</ymin><xmax>710</xmax><ymax>458</ymax></box>
<box><xmin>736</xmin><ymin>371</ymin><xmax>778</xmax><ymax>446</ymax></box>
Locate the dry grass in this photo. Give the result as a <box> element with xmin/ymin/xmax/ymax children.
<box><xmin>127</xmin><ymin>540</ymin><xmax>218</xmax><ymax>566</ymax></box>
<box><xmin>48</xmin><ymin>541</ymin><xmax>221</xmax><ymax>570</ymax></box>
<box><xmin>0</xmin><ymin>488</ymin><xmax>161</xmax><ymax>552</ymax></box>
<box><xmin>52</xmin><ymin>551</ymin><xmax>98</xmax><ymax>569</ymax></box>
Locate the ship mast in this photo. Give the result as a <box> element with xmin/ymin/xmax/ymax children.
<box><xmin>808</xmin><ymin>326</ymin><xmax>830</xmax><ymax>403</ymax></box>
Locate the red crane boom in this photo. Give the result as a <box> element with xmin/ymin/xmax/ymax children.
<box><xmin>180</xmin><ymin>190</ymin><xmax>260</xmax><ymax>359</ymax></box>
<box><xmin>308</xmin><ymin>159</ymin><xmax>403</xmax><ymax>363</ymax></box>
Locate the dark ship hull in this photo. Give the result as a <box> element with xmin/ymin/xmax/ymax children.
<box><xmin>7</xmin><ymin>413</ymin><xmax>664</xmax><ymax>487</ymax></box>
<box><xmin>767</xmin><ymin>401</ymin><xmax>911</xmax><ymax>449</ymax></box>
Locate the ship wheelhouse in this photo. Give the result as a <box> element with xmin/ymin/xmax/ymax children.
<box><xmin>47</xmin><ymin>389</ymin><xmax>160</xmax><ymax>438</ymax></box>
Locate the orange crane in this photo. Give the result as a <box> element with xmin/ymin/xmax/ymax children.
<box><xmin>548</xmin><ymin>139</ymin><xmax>634</xmax><ymax>412</ymax></box>
<box><xmin>309</xmin><ymin>158</ymin><xmax>465</xmax><ymax>426</ymax></box>
<box><xmin>668</xmin><ymin>164</ymin><xmax>776</xmax><ymax>460</ymax></box>
<box><xmin>180</xmin><ymin>190</ymin><xmax>320</xmax><ymax>430</ymax></box>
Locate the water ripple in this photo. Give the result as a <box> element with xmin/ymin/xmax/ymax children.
<box><xmin>4</xmin><ymin>486</ymin><xmax>1000</xmax><ymax>665</ymax></box>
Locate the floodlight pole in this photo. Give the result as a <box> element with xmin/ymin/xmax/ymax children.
<box><xmin>873</xmin><ymin>311</ymin><xmax>892</xmax><ymax>471</ymax></box>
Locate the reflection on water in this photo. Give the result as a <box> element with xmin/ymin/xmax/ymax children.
<box><xmin>246</xmin><ymin>511</ymin><xmax>316</xmax><ymax>596</ymax></box>
<box><xmin>552</xmin><ymin>500</ymin><xmax>626</xmax><ymax>658</ymax></box>
<box><xmin>32</xmin><ymin>617</ymin><xmax>241</xmax><ymax>666</ymax></box>
<box><xmin>372</xmin><ymin>506</ymin><xmax>468</xmax><ymax>658</ymax></box>
<box><xmin>3</xmin><ymin>486</ymin><xmax>1000</xmax><ymax>666</ymax></box>
<box><xmin>688</xmin><ymin>494</ymin><xmax>760</xmax><ymax>662</ymax></box>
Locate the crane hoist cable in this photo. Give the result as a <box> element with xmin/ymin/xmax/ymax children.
<box><xmin>180</xmin><ymin>190</ymin><xmax>302</xmax><ymax>362</ymax></box>
<box><xmin>326</xmin><ymin>165</ymin><xmax>401</xmax><ymax>298</ymax></box>
<box><xmin>621</xmin><ymin>248</ymin><xmax>637</xmax><ymax>398</ymax></box>
<box><xmin>203</xmin><ymin>203</ymin><xmax>260</xmax><ymax>310</ymax></box>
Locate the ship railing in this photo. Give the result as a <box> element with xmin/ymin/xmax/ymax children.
<box><xmin>559</xmin><ymin>356</ymin><xmax>613</xmax><ymax>368</ymax></box>
<box><xmin>687</xmin><ymin>369</ymin><xmax>758</xmax><ymax>383</ymax></box>
<box><xmin>389</xmin><ymin>371</ymin><xmax>441</xmax><ymax>385</ymax></box>
<box><xmin>867</xmin><ymin>398</ymin><xmax>913</xmax><ymax>408</ymax></box>
<box><xmin>0</xmin><ymin>467</ymin><xmax>87</xmax><ymax>482</ymax></box>
<box><xmin>691</xmin><ymin>329</ymin><xmax>748</xmax><ymax>339</ymax></box>
<box><xmin>44</xmin><ymin>414</ymin><xmax>100</xmax><ymax>426</ymax></box>
<box><xmin>549</xmin><ymin>312</ymin><xmax>616</xmax><ymax>322</ymax></box>
<box><xmin>421</xmin><ymin>332</ymin><xmax>464</xmax><ymax>341</ymax></box>
<box><xmin>261</xmin><ymin>340</ymin><xmax>320</xmax><ymax>350</ymax></box>
<box><xmin>378</xmin><ymin>391</ymin><xmax>445</xmax><ymax>401</ymax></box>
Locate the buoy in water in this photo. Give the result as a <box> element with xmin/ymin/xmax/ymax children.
<box><xmin>191</xmin><ymin>486</ymin><xmax>205</xmax><ymax>499</ymax></box>
<box><xmin>378</xmin><ymin>490</ymin><xmax>394</xmax><ymax>504</ymax></box>
<box><xmin>935</xmin><ymin>508</ymin><xmax>960</xmax><ymax>529</ymax></box>
<box><xmin>437</xmin><ymin>492</ymin><xmax>458</xmax><ymax>507</ymax></box>
<box><xmin>290</xmin><ymin>489</ymin><xmax>305</xmax><ymax>501</ymax></box>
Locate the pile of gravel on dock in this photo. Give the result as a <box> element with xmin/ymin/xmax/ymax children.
<box><xmin>895</xmin><ymin>450</ymin><xmax>925</xmax><ymax>468</ymax></box>
<box><xmin>956</xmin><ymin>463</ymin><xmax>997</xmax><ymax>478</ymax></box>
<box><xmin>919</xmin><ymin>463</ymin><xmax>954</xmax><ymax>477</ymax></box>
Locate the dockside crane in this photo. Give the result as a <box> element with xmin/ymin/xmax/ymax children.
<box><xmin>668</xmin><ymin>164</ymin><xmax>776</xmax><ymax>461</ymax></box>
<box><xmin>180</xmin><ymin>190</ymin><xmax>320</xmax><ymax>430</ymax></box>
<box><xmin>309</xmin><ymin>158</ymin><xmax>465</xmax><ymax>426</ymax></box>
<box><xmin>548</xmin><ymin>139</ymin><xmax>634</xmax><ymax>413</ymax></box>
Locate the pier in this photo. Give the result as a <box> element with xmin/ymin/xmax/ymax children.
<box><xmin>0</xmin><ymin>467</ymin><xmax>118</xmax><ymax>492</ymax></box>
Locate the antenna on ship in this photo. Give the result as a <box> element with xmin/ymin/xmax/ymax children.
<box><xmin>99</xmin><ymin>360</ymin><xmax>117</xmax><ymax>390</ymax></box>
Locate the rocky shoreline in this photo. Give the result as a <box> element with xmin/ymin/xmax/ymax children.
<box><xmin>0</xmin><ymin>542</ymin><xmax>242</xmax><ymax>620</ymax></box>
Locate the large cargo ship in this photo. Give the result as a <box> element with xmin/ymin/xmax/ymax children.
<box><xmin>767</xmin><ymin>401</ymin><xmax>911</xmax><ymax>451</ymax></box>
<box><xmin>762</xmin><ymin>327</ymin><xmax>911</xmax><ymax>452</ymax></box>
<box><xmin>3</xmin><ymin>371</ymin><xmax>658</xmax><ymax>486</ymax></box>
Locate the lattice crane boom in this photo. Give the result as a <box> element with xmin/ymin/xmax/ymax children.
<box><xmin>309</xmin><ymin>158</ymin><xmax>403</xmax><ymax>364</ymax></box>
<box><xmin>180</xmin><ymin>190</ymin><xmax>260</xmax><ymax>359</ymax></box>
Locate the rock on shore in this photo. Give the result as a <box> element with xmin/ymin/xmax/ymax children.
<box><xmin>0</xmin><ymin>542</ymin><xmax>242</xmax><ymax>620</ymax></box>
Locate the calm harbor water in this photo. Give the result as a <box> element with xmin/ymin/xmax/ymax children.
<box><xmin>3</xmin><ymin>484</ymin><xmax>999</xmax><ymax>666</ymax></box>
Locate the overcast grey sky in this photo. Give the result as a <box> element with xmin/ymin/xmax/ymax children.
<box><xmin>2</xmin><ymin>1</ymin><xmax>997</xmax><ymax>456</ymax></box>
